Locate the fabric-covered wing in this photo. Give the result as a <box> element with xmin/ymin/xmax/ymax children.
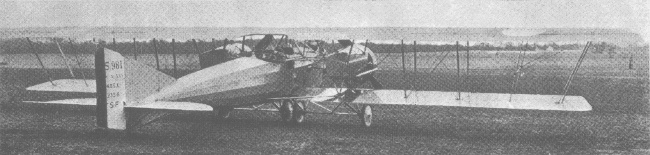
<box><xmin>26</xmin><ymin>79</ymin><xmax>96</xmax><ymax>93</ymax></box>
<box><xmin>128</xmin><ymin>101</ymin><xmax>212</xmax><ymax>111</ymax></box>
<box><xmin>23</xmin><ymin>98</ymin><xmax>96</xmax><ymax>105</ymax></box>
<box><xmin>307</xmin><ymin>88</ymin><xmax>592</xmax><ymax>111</ymax></box>
<box><xmin>22</xmin><ymin>99</ymin><xmax>212</xmax><ymax>111</ymax></box>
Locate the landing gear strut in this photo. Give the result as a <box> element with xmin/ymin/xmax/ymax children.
<box><xmin>217</xmin><ymin>107</ymin><xmax>233</xmax><ymax>119</ymax></box>
<box><xmin>359</xmin><ymin>105</ymin><xmax>372</xmax><ymax>127</ymax></box>
<box><xmin>279</xmin><ymin>100</ymin><xmax>293</xmax><ymax>122</ymax></box>
<box><xmin>254</xmin><ymin>94</ymin><xmax>374</xmax><ymax>127</ymax></box>
<box><xmin>278</xmin><ymin>100</ymin><xmax>307</xmax><ymax>124</ymax></box>
<box><xmin>292</xmin><ymin>100</ymin><xmax>306</xmax><ymax>124</ymax></box>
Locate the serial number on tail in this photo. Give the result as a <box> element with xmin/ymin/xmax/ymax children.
<box><xmin>105</xmin><ymin>60</ymin><xmax>124</xmax><ymax>71</ymax></box>
<box><xmin>107</xmin><ymin>92</ymin><xmax>120</xmax><ymax>98</ymax></box>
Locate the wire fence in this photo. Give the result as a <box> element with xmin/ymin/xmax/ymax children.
<box><xmin>1</xmin><ymin>38</ymin><xmax>646</xmax><ymax>75</ymax></box>
<box><xmin>357</xmin><ymin>41</ymin><xmax>647</xmax><ymax>104</ymax></box>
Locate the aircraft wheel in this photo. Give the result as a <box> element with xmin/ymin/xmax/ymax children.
<box><xmin>217</xmin><ymin>107</ymin><xmax>233</xmax><ymax>119</ymax></box>
<box><xmin>279</xmin><ymin>100</ymin><xmax>293</xmax><ymax>122</ymax></box>
<box><xmin>292</xmin><ymin>101</ymin><xmax>306</xmax><ymax>124</ymax></box>
<box><xmin>359</xmin><ymin>105</ymin><xmax>372</xmax><ymax>127</ymax></box>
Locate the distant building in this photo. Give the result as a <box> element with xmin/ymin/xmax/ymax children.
<box><xmin>546</xmin><ymin>46</ymin><xmax>554</xmax><ymax>51</ymax></box>
<box><xmin>0</xmin><ymin>49</ymin><xmax>5</xmax><ymax>65</ymax></box>
<box><xmin>0</xmin><ymin>55</ymin><xmax>6</xmax><ymax>65</ymax></box>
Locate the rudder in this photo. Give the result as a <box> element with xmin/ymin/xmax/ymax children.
<box><xmin>95</xmin><ymin>47</ymin><xmax>176</xmax><ymax>130</ymax></box>
<box><xmin>95</xmin><ymin>48</ymin><xmax>127</xmax><ymax>130</ymax></box>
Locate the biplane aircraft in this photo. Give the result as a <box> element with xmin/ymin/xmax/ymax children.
<box><xmin>23</xmin><ymin>34</ymin><xmax>592</xmax><ymax>131</ymax></box>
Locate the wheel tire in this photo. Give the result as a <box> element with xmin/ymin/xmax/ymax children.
<box><xmin>217</xmin><ymin>107</ymin><xmax>233</xmax><ymax>119</ymax></box>
<box><xmin>292</xmin><ymin>101</ymin><xmax>306</xmax><ymax>124</ymax></box>
<box><xmin>279</xmin><ymin>100</ymin><xmax>293</xmax><ymax>122</ymax></box>
<box><xmin>359</xmin><ymin>105</ymin><xmax>372</xmax><ymax>127</ymax></box>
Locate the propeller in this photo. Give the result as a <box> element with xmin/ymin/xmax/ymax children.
<box><xmin>331</xmin><ymin>39</ymin><xmax>384</xmax><ymax>90</ymax></box>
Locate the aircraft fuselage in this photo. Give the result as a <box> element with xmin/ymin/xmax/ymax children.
<box><xmin>148</xmin><ymin>45</ymin><xmax>374</xmax><ymax>108</ymax></box>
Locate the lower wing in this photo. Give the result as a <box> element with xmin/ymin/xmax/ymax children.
<box><xmin>304</xmin><ymin>88</ymin><xmax>592</xmax><ymax>112</ymax></box>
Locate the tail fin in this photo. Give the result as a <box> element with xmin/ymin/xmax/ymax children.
<box><xmin>94</xmin><ymin>48</ymin><xmax>175</xmax><ymax>130</ymax></box>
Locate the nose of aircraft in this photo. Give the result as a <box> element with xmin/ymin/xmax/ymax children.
<box><xmin>146</xmin><ymin>57</ymin><xmax>292</xmax><ymax>104</ymax></box>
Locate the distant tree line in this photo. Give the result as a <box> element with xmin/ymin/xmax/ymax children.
<box><xmin>0</xmin><ymin>38</ymin><xmax>227</xmax><ymax>55</ymax></box>
<box><xmin>361</xmin><ymin>41</ymin><xmax>621</xmax><ymax>53</ymax></box>
<box><xmin>0</xmin><ymin>38</ymin><xmax>629</xmax><ymax>55</ymax></box>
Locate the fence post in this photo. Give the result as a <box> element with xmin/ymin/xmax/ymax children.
<box><xmin>456</xmin><ymin>41</ymin><xmax>461</xmax><ymax>100</ymax></box>
<box><xmin>413</xmin><ymin>41</ymin><xmax>417</xmax><ymax>92</ymax></box>
<box><xmin>153</xmin><ymin>38</ymin><xmax>160</xmax><ymax>70</ymax></box>
<box><xmin>212</xmin><ymin>38</ymin><xmax>216</xmax><ymax>49</ymax></box>
<box><xmin>466</xmin><ymin>41</ymin><xmax>470</xmax><ymax>72</ymax></box>
<box><xmin>223</xmin><ymin>38</ymin><xmax>228</xmax><ymax>49</ymax></box>
<box><xmin>192</xmin><ymin>39</ymin><xmax>201</xmax><ymax>55</ymax></box>
<box><xmin>629</xmin><ymin>53</ymin><xmax>634</xmax><ymax>69</ymax></box>
<box><xmin>172</xmin><ymin>39</ymin><xmax>177</xmax><ymax>77</ymax></box>
<box><xmin>413</xmin><ymin>41</ymin><xmax>417</xmax><ymax>73</ymax></box>
<box><xmin>401</xmin><ymin>40</ymin><xmax>406</xmax><ymax>98</ymax></box>
<box><xmin>241</xmin><ymin>36</ymin><xmax>246</xmax><ymax>54</ymax></box>
<box><xmin>133</xmin><ymin>38</ymin><xmax>138</xmax><ymax>60</ymax></box>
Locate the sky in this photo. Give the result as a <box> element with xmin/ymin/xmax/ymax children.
<box><xmin>0</xmin><ymin>0</ymin><xmax>646</xmax><ymax>28</ymax></box>
<box><xmin>0</xmin><ymin>0</ymin><xmax>648</xmax><ymax>41</ymax></box>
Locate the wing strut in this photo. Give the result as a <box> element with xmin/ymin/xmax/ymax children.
<box><xmin>509</xmin><ymin>42</ymin><xmax>527</xmax><ymax>102</ymax></box>
<box><xmin>55</xmin><ymin>40</ymin><xmax>76</xmax><ymax>78</ymax></box>
<box><xmin>558</xmin><ymin>41</ymin><xmax>592</xmax><ymax>104</ymax></box>
<box><xmin>401</xmin><ymin>40</ymin><xmax>407</xmax><ymax>98</ymax></box>
<box><xmin>68</xmin><ymin>38</ymin><xmax>89</xmax><ymax>86</ymax></box>
<box><xmin>26</xmin><ymin>37</ymin><xmax>55</xmax><ymax>86</ymax></box>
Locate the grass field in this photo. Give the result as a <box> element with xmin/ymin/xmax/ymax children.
<box><xmin>1</xmin><ymin>47</ymin><xmax>649</xmax><ymax>153</ymax></box>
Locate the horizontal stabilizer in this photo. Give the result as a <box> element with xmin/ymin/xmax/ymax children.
<box><xmin>23</xmin><ymin>99</ymin><xmax>211</xmax><ymax>111</ymax></box>
<box><xmin>23</xmin><ymin>98</ymin><xmax>96</xmax><ymax>105</ymax></box>
<box><xmin>26</xmin><ymin>79</ymin><xmax>96</xmax><ymax>93</ymax></box>
<box><xmin>128</xmin><ymin>102</ymin><xmax>212</xmax><ymax>111</ymax></box>
<box><xmin>308</xmin><ymin>88</ymin><xmax>592</xmax><ymax>111</ymax></box>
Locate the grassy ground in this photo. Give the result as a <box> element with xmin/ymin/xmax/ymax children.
<box><xmin>1</xmin><ymin>101</ymin><xmax>649</xmax><ymax>154</ymax></box>
<box><xmin>1</xmin><ymin>67</ymin><xmax>649</xmax><ymax>154</ymax></box>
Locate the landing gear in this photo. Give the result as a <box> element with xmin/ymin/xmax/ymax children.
<box><xmin>359</xmin><ymin>105</ymin><xmax>372</xmax><ymax>127</ymax></box>
<box><xmin>292</xmin><ymin>101</ymin><xmax>306</xmax><ymax>124</ymax></box>
<box><xmin>261</xmin><ymin>94</ymin><xmax>373</xmax><ymax>127</ymax></box>
<box><xmin>279</xmin><ymin>100</ymin><xmax>293</xmax><ymax>122</ymax></box>
<box><xmin>278</xmin><ymin>100</ymin><xmax>307</xmax><ymax>124</ymax></box>
<box><xmin>217</xmin><ymin>107</ymin><xmax>233</xmax><ymax>119</ymax></box>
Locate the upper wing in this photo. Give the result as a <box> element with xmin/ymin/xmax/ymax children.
<box><xmin>306</xmin><ymin>88</ymin><xmax>592</xmax><ymax>111</ymax></box>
